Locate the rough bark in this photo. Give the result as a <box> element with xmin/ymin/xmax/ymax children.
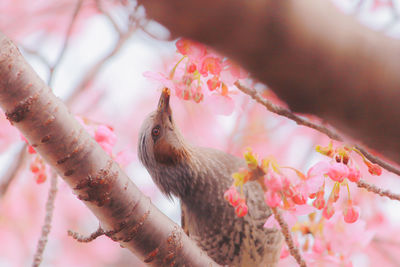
<box><xmin>0</xmin><ymin>32</ymin><xmax>219</xmax><ymax>267</ymax></box>
<box><xmin>138</xmin><ymin>0</ymin><xmax>400</xmax><ymax>164</ymax></box>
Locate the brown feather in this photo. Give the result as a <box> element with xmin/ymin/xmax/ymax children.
<box><xmin>153</xmin><ymin>138</ymin><xmax>188</xmax><ymax>165</ymax></box>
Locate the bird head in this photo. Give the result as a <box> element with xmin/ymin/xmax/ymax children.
<box><xmin>138</xmin><ymin>88</ymin><xmax>189</xmax><ymax>171</ymax></box>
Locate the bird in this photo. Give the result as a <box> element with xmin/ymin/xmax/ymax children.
<box><xmin>138</xmin><ymin>88</ymin><xmax>283</xmax><ymax>267</ymax></box>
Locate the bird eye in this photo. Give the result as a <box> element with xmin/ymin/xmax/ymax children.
<box><xmin>152</xmin><ymin>126</ymin><xmax>161</xmax><ymax>137</ymax></box>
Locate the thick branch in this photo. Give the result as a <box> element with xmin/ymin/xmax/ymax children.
<box><xmin>0</xmin><ymin>33</ymin><xmax>218</xmax><ymax>267</ymax></box>
<box><xmin>138</xmin><ymin>0</ymin><xmax>400</xmax><ymax>164</ymax></box>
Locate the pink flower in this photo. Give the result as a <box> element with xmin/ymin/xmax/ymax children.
<box><xmin>328</xmin><ymin>183</ymin><xmax>340</xmax><ymax>203</ymax></box>
<box><xmin>200</xmin><ymin>57</ymin><xmax>222</xmax><ymax>77</ymax></box>
<box><xmin>347</xmin><ymin>167</ymin><xmax>361</xmax><ymax>182</ymax></box>
<box><xmin>36</xmin><ymin>171</ymin><xmax>47</xmax><ymax>184</ymax></box>
<box><xmin>264</xmin><ymin>172</ymin><xmax>283</xmax><ymax>192</ymax></box>
<box><xmin>224</xmin><ymin>186</ymin><xmax>241</xmax><ymax>207</ymax></box>
<box><xmin>187</xmin><ymin>63</ymin><xmax>197</xmax><ymax>73</ymax></box>
<box><xmin>143</xmin><ymin>71</ymin><xmax>175</xmax><ymax>89</ymax></box>
<box><xmin>313</xmin><ymin>191</ymin><xmax>325</xmax><ymax>210</ymax></box>
<box><xmin>280</xmin><ymin>246</ymin><xmax>290</xmax><ymax>259</ymax></box>
<box><xmin>327</xmin><ymin>162</ymin><xmax>348</xmax><ymax>182</ymax></box>
<box><xmin>265</xmin><ymin>191</ymin><xmax>281</xmax><ymax>207</ymax></box>
<box><xmin>206</xmin><ymin>76</ymin><xmax>221</xmax><ymax>91</ymax></box>
<box><xmin>20</xmin><ymin>134</ymin><xmax>36</xmax><ymax>154</ymax></box>
<box><xmin>323</xmin><ymin>203</ymin><xmax>335</xmax><ymax>219</ymax></box>
<box><xmin>114</xmin><ymin>150</ymin><xmax>134</xmax><ymax>167</ymax></box>
<box><xmin>219</xmin><ymin>59</ymin><xmax>248</xmax><ymax>86</ymax></box>
<box><xmin>366</xmin><ymin>161</ymin><xmax>382</xmax><ymax>176</ymax></box>
<box><xmin>312</xmin><ymin>238</ymin><xmax>325</xmax><ymax>254</ymax></box>
<box><xmin>343</xmin><ymin>202</ymin><xmax>360</xmax><ymax>224</ymax></box>
<box><xmin>235</xmin><ymin>201</ymin><xmax>248</xmax><ymax>217</ymax></box>
<box><xmin>292</xmin><ymin>192</ymin><xmax>307</xmax><ymax>205</ymax></box>
<box><xmin>95</xmin><ymin>125</ymin><xmax>117</xmax><ymax>155</ymax></box>
<box><xmin>307</xmin><ymin>161</ymin><xmax>331</xmax><ymax>178</ymax></box>
<box><xmin>28</xmin><ymin>146</ymin><xmax>36</xmax><ymax>154</ymax></box>
<box><xmin>176</xmin><ymin>38</ymin><xmax>207</xmax><ymax>63</ymax></box>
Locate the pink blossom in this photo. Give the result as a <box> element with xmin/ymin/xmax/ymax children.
<box><xmin>206</xmin><ymin>76</ymin><xmax>221</xmax><ymax>91</ymax></box>
<box><xmin>264</xmin><ymin>216</ymin><xmax>280</xmax><ymax>229</ymax></box>
<box><xmin>264</xmin><ymin>172</ymin><xmax>283</xmax><ymax>192</ymax></box>
<box><xmin>365</xmin><ymin>161</ymin><xmax>382</xmax><ymax>176</ymax></box>
<box><xmin>280</xmin><ymin>246</ymin><xmax>290</xmax><ymax>259</ymax></box>
<box><xmin>327</xmin><ymin>162</ymin><xmax>349</xmax><ymax>182</ymax></box>
<box><xmin>307</xmin><ymin>161</ymin><xmax>331</xmax><ymax>178</ymax></box>
<box><xmin>200</xmin><ymin>57</ymin><xmax>222</xmax><ymax>77</ymax></box>
<box><xmin>313</xmin><ymin>191</ymin><xmax>325</xmax><ymax>210</ymax></box>
<box><xmin>312</xmin><ymin>238</ymin><xmax>325</xmax><ymax>254</ymax></box>
<box><xmin>343</xmin><ymin>202</ymin><xmax>360</xmax><ymax>224</ymax></box>
<box><xmin>95</xmin><ymin>125</ymin><xmax>117</xmax><ymax>154</ymax></box>
<box><xmin>323</xmin><ymin>213</ymin><xmax>374</xmax><ymax>258</ymax></box>
<box><xmin>265</xmin><ymin>191</ymin><xmax>281</xmax><ymax>207</ymax></box>
<box><xmin>114</xmin><ymin>150</ymin><xmax>134</xmax><ymax>167</ymax></box>
<box><xmin>347</xmin><ymin>167</ymin><xmax>361</xmax><ymax>182</ymax></box>
<box><xmin>235</xmin><ymin>201</ymin><xmax>248</xmax><ymax>217</ymax></box>
<box><xmin>224</xmin><ymin>186</ymin><xmax>241</xmax><ymax>207</ymax></box>
<box><xmin>143</xmin><ymin>71</ymin><xmax>175</xmax><ymax>89</ymax></box>
<box><xmin>323</xmin><ymin>203</ymin><xmax>335</xmax><ymax>219</ymax></box>
<box><xmin>292</xmin><ymin>192</ymin><xmax>307</xmax><ymax>205</ymax></box>
<box><xmin>219</xmin><ymin>59</ymin><xmax>248</xmax><ymax>86</ymax></box>
<box><xmin>176</xmin><ymin>38</ymin><xmax>207</xmax><ymax>63</ymax></box>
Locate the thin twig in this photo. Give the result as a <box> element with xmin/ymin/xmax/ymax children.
<box><xmin>0</xmin><ymin>144</ymin><xmax>27</xmax><ymax>198</ymax></box>
<box><xmin>68</xmin><ymin>226</ymin><xmax>104</xmax><ymax>243</ymax></box>
<box><xmin>355</xmin><ymin>145</ymin><xmax>400</xmax><ymax>177</ymax></box>
<box><xmin>66</xmin><ymin>20</ymin><xmax>137</xmax><ymax>105</ymax></box>
<box><xmin>271</xmin><ymin>207</ymin><xmax>307</xmax><ymax>267</ymax></box>
<box><xmin>32</xmin><ymin>171</ymin><xmax>58</xmax><ymax>267</ymax></box>
<box><xmin>357</xmin><ymin>180</ymin><xmax>400</xmax><ymax>201</ymax></box>
<box><xmin>235</xmin><ymin>82</ymin><xmax>400</xmax><ymax>177</ymax></box>
<box><xmin>47</xmin><ymin>0</ymin><xmax>84</xmax><ymax>86</ymax></box>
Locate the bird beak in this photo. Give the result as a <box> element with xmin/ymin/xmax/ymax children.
<box><xmin>157</xmin><ymin>88</ymin><xmax>171</xmax><ymax>114</ymax></box>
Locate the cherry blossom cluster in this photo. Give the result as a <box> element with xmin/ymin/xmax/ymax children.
<box><xmin>76</xmin><ymin>116</ymin><xmax>133</xmax><ymax>167</ymax></box>
<box><xmin>23</xmin><ymin>117</ymin><xmax>132</xmax><ymax>184</ymax></box>
<box><xmin>29</xmin><ymin>155</ymin><xmax>49</xmax><ymax>184</ymax></box>
<box><xmin>224</xmin><ymin>144</ymin><xmax>384</xmax><ymax>265</ymax></box>
<box><xmin>224</xmin><ymin>186</ymin><xmax>248</xmax><ymax>217</ymax></box>
<box><xmin>144</xmin><ymin>38</ymin><xmax>247</xmax><ymax>114</ymax></box>
<box><xmin>226</xmin><ymin>144</ymin><xmax>382</xmax><ymax>221</ymax></box>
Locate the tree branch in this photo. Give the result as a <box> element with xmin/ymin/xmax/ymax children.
<box><xmin>68</xmin><ymin>226</ymin><xmax>104</xmax><ymax>243</ymax></box>
<box><xmin>32</xmin><ymin>171</ymin><xmax>58</xmax><ymax>267</ymax></box>
<box><xmin>357</xmin><ymin>179</ymin><xmax>400</xmax><ymax>201</ymax></box>
<box><xmin>47</xmin><ymin>0</ymin><xmax>83</xmax><ymax>86</ymax></box>
<box><xmin>234</xmin><ymin>82</ymin><xmax>400</xmax><ymax>177</ymax></box>
<box><xmin>0</xmin><ymin>32</ymin><xmax>219</xmax><ymax>267</ymax></box>
<box><xmin>271</xmin><ymin>207</ymin><xmax>307</xmax><ymax>267</ymax></box>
